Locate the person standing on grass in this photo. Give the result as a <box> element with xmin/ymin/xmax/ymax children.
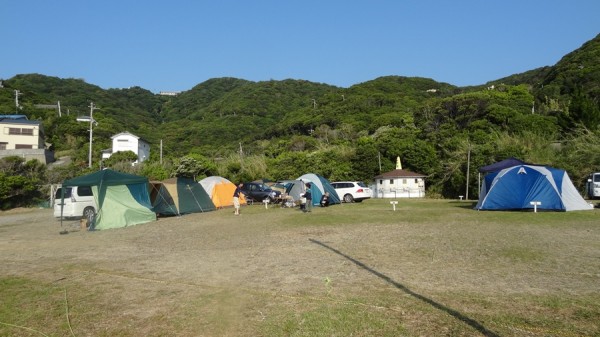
<box><xmin>304</xmin><ymin>183</ymin><xmax>312</xmax><ymax>213</ymax></box>
<box><xmin>233</xmin><ymin>183</ymin><xmax>243</xmax><ymax>215</ymax></box>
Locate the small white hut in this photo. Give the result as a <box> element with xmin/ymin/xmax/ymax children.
<box><xmin>373</xmin><ymin>157</ymin><xmax>426</xmax><ymax>198</ymax></box>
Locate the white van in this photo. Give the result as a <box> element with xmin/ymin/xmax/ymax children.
<box><xmin>53</xmin><ymin>186</ymin><xmax>96</xmax><ymax>219</ymax></box>
<box><xmin>587</xmin><ymin>173</ymin><xmax>600</xmax><ymax>199</ymax></box>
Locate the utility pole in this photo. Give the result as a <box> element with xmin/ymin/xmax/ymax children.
<box><xmin>14</xmin><ymin>90</ymin><xmax>21</xmax><ymax>113</ymax></box>
<box><xmin>239</xmin><ymin>142</ymin><xmax>244</xmax><ymax>170</ymax></box>
<box><xmin>88</xmin><ymin>102</ymin><xmax>99</xmax><ymax>168</ymax></box>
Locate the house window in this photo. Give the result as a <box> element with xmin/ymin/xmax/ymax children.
<box><xmin>402</xmin><ymin>179</ymin><xmax>407</xmax><ymax>184</ymax></box>
<box><xmin>15</xmin><ymin>144</ymin><xmax>33</xmax><ymax>149</ymax></box>
<box><xmin>390</xmin><ymin>179</ymin><xmax>394</xmax><ymax>184</ymax></box>
<box><xmin>0</xmin><ymin>142</ymin><xmax>7</xmax><ymax>150</ymax></box>
<box><xmin>117</xmin><ymin>139</ymin><xmax>129</xmax><ymax>143</ymax></box>
<box><xmin>379</xmin><ymin>180</ymin><xmax>383</xmax><ymax>184</ymax></box>
<box><xmin>415</xmin><ymin>179</ymin><xmax>419</xmax><ymax>184</ymax></box>
<box><xmin>7</xmin><ymin>127</ymin><xmax>34</xmax><ymax>135</ymax></box>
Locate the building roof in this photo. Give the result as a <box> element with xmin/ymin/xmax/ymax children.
<box><xmin>0</xmin><ymin>118</ymin><xmax>42</xmax><ymax>126</ymax></box>
<box><xmin>374</xmin><ymin>169</ymin><xmax>426</xmax><ymax>179</ymax></box>
<box><xmin>0</xmin><ymin>114</ymin><xmax>28</xmax><ymax>120</ymax></box>
<box><xmin>111</xmin><ymin>131</ymin><xmax>150</xmax><ymax>145</ymax></box>
<box><xmin>111</xmin><ymin>131</ymin><xmax>140</xmax><ymax>139</ymax></box>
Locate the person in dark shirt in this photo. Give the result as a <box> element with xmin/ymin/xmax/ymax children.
<box><xmin>233</xmin><ymin>183</ymin><xmax>243</xmax><ymax>215</ymax></box>
<box><xmin>304</xmin><ymin>183</ymin><xmax>312</xmax><ymax>212</ymax></box>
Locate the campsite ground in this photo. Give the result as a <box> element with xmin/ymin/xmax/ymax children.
<box><xmin>1</xmin><ymin>199</ymin><xmax>599</xmax><ymax>336</ymax></box>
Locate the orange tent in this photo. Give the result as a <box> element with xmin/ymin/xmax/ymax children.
<box><xmin>199</xmin><ymin>176</ymin><xmax>246</xmax><ymax>208</ymax></box>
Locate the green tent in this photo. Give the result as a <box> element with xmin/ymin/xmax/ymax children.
<box><xmin>151</xmin><ymin>177</ymin><xmax>216</xmax><ymax>216</ymax></box>
<box><xmin>61</xmin><ymin>169</ymin><xmax>156</xmax><ymax>230</ymax></box>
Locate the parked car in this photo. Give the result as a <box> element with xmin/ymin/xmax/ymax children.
<box><xmin>330</xmin><ymin>181</ymin><xmax>372</xmax><ymax>203</ymax></box>
<box><xmin>53</xmin><ymin>185</ymin><xmax>96</xmax><ymax>219</ymax></box>
<box><xmin>241</xmin><ymin>182</ymin><xmax>282</xmax><ymax>202</ymax></box>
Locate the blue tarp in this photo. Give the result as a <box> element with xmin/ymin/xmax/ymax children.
<box><xmin>478</xmin><ymin>157</ymin><xmax>527</xmax><ymax>173</ymax></box>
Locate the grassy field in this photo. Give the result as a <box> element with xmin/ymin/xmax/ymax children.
<box><xmin>1</xmin><ymin>199</ymin><xmax>599</xmax><ymax>336</ymax></box>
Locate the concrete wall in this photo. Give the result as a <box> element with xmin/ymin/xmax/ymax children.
<box><xmin>0</xmin><ymin>149</ymin><xmax>55</xmax><ymax>164</ymax></box>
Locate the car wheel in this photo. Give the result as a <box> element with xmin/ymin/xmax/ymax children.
<box><xmin>82</xmin><ymin>207</ymin><xmax>95</xmax><ymax>225</ymax></box>
<box><xmin>343</xmin><ymin>194</ymin><xmax>354</xmax><ymax>203</ymax></box>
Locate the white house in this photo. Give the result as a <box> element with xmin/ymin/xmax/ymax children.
<box><xmin>0</xmin><ymin>115</ymin><xmax>54</xmax><ymax>164</ymax></box>
<box><xmin>373</xmin><ymin>157</ymin><xmax>426</xmax><ymax>198</ymax></box>
<box><xmin>102</xmin><ymin>132</ymin><xmax>150</xmax><ymax>164</ymax></box>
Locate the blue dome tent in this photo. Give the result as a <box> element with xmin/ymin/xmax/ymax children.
<box><xmin>475</xmin><ymin>162</ymin><xmax>592</xmax><ymax>211</ymax></box>
<box><xmin>297</xmin><ymin>173</ymin><xmax>341</xmax><ymax>206</ymax></box>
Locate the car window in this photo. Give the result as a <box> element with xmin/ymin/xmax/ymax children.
<box><xmin>55</xmin><ymin>187</ymin><xmax>72</xmax><ymax>198</ymax></box>
<box><xmin>357</xmin><ymin>182</ymin><xmax>367</xmax><ymax>187</ymax></box>
<box><xmin>77</xmin><ymin>186</ymin><xmax>93</xmax><ymax>196</ymax></box>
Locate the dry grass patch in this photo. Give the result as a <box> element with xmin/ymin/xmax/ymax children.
<box><xmin>1</xmin><ymin>199</ymin><xmax>599</xmax><ymax>336</ymax></box>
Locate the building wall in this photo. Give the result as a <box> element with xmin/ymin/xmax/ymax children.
<box><xmin>0</xmin><ymin>120</ymin><xmax>53</xmax><ymax>164</ymax></box>
<box><xmin>110</xmin><ymin>133</ymin><xmax>150</xmax><ymax>163</ymax></box>
<box><xmin>0</xmin><ymin>122</ymin><xmax>44</xmax><ymax>150</ymax></box>
<box><xmin>0</xmin><ymin>149</ymin><xmax>54</xmax><ymax>164</ymax></box>
<box><xmin>112</xmin><ymin>134</ymin><xmax>138</xmax><ymax>154</ymax></box>
<box><xmin>373</xmin><ymin>177</ymin><xmax>425</xmax><ymax>198</ymax></box>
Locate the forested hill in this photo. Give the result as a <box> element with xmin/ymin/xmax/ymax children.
<box><xmin>1</xmin><ymin>33</ymin><xmax>599</xmax><ymax>199</ymax></box>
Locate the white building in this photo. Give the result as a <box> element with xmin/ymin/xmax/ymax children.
<box><xmin>0</xmin><ymin>115</ymin><xmax>54</xmax><ymax>164</ymax></box>
<box><xmin>373</xmin><ymin>157</ymin><xmax>426</xmax><ymax>198</ymax></box>
<box><xmin>102</xmin><ymin>132</ymin><xmax>150</xmax><ymax>164</ymax></box>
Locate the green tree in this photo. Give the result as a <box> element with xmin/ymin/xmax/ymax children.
<box><xmin>0</xmin><ymin>157</ymin><xmax>46</xmax><ymax>209</ymax></box>
<box><xmin>173</xmin><ymin>154</ymin><xmax>216</xmax><ymax>180</ymax></box>
<box><xmin>103</xmin><ymin>151</ymin><xmax>138</xmax><ymax>168</ymax></box>
<box><xmin>352</xmin><ymin>137</ymin><xmax>382</xmax><ymax>181</ymax></box>
<box><xmin>569</xmin><ymin>87</ymin><xmax>600</xmax><ymax>129</ymax></box>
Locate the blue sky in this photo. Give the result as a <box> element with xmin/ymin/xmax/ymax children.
<box><xmin>2</xmin><ymin>1</ymin><xmax>599</xmax><ymax>93</ymax></box>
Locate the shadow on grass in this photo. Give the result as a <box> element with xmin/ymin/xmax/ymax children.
<box><xmin>309</xmin><ymin>239</ymin><xmax>500</xmax><ymax>337</ymax></box>
<box><xmin>449</xmin><ymin>201</ymin><xmax>478</xmax><ymax>209</ymax></box>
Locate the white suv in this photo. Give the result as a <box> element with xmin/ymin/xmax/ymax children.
<box><xmin>331</xmin><ymin>181</ymin><xmax>372</xmax><ymax>203</ymax></box>
<box><xmin>53</xmin><ymin>186</ymin><xmax>96</xmax><ymax>220</ymax></box>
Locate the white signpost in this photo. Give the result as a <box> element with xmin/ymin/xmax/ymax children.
<box><xmin>530</xmin><ymin>201</ymin><xmax>541</xmax><ymax>213</ymax></box>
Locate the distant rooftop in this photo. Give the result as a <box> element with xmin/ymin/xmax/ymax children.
<box><xmin>0</xmin><ymin>114</ymin><xmax>28</xmax><ymax>120</ymax></box>
<box><xmin>158</xmin><ymin>91</ymin><xmax>181</xmax><ymax>96</ymax></box>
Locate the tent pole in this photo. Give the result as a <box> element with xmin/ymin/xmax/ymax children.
<box><xmin>59</xmin><ymin>186</ymin><xmax>67</xmax><ymax>234</ymax></box>
<box><xmin>465</xmin><ymin>144</ymin><xmax>471</xmax><ymax>200</ymax></box>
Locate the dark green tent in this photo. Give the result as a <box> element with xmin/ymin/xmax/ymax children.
<box><xmin>61</xmin><ymin>169</ymin><xmax>156</xmax><ymax>230</ymax></box>
<box><xmin>151</xmin><ymin>177</ymin><xmax>216</xmax><ymax>216</ymax></box>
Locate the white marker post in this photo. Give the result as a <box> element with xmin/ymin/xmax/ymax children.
<box><xmin>530</xmin><ymin>201</ymin><xmax>541</xmax><ymax>213</ymax></box>
<box><xmin>390</xmin><ymin>201</ymin><xmax>398</xmax><ymax>211</ymax></box>
<box><xmin>263</xmin><ymin>199</ymin><xmax>270</xmax><ymax>209</ymax></box>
